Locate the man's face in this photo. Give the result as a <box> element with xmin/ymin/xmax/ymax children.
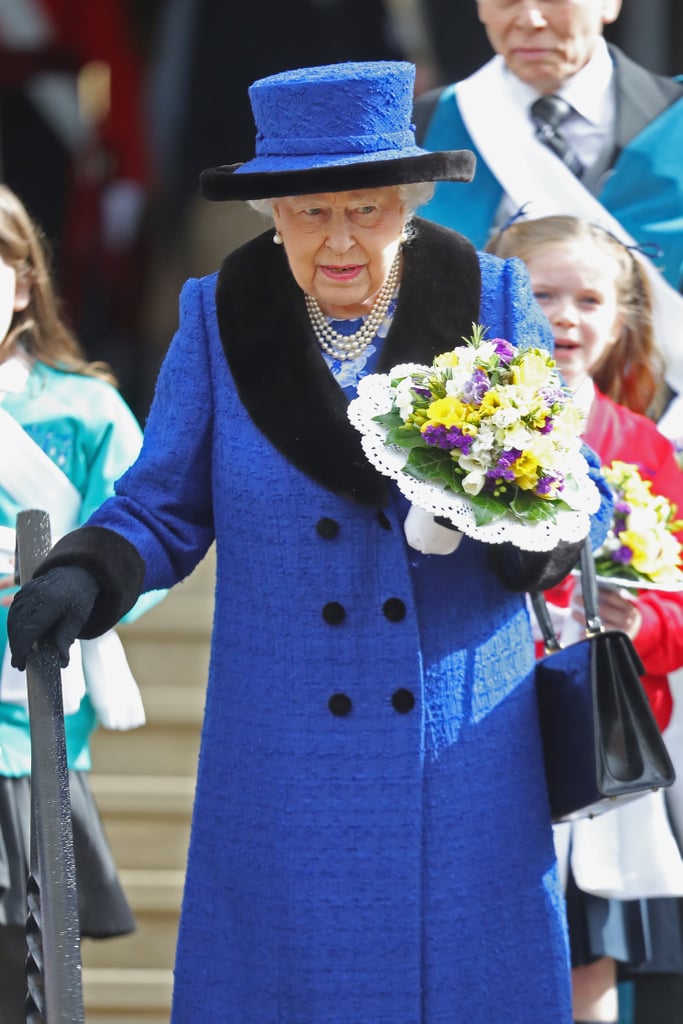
<box><xmin>476</xmin><ymin>0</ymin><xmax>622</xmax><ymax>94</ymax></box>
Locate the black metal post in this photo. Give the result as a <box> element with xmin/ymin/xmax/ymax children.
<box><xmin>16</xmin><ymin>510</ymin><xmax>84</xmax><ymax>1023</ymax></box>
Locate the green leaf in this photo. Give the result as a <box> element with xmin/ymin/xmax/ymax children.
<box><xmin>403</xmin><ymin>448</ymin><xmax>459</xmax><ymax>490</ymax></box>
<box><xmin>385</xmin><ymin>425</ymin><xmax>424</xmax><ymax>449</ymax></box>
<box><xmin>593</xmin><ymin>559</ymin><xmax>642</xmax><ymax>584</ymax></box>
<box><xmin>373</xmin><ymin>410</ymin><xmax>404</xmax><ymax>430</ymax></box>
<box><xmin>510</xmin><ymin>490</ymin><xmax>560</xmax><ymax>524</ymax></box>
<box><xmin>467</xmin><ymin>492</ymin><xmax>507</xmax><ymax>526</ymax></box>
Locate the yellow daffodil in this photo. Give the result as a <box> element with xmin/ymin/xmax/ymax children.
<box><xmin>512</xmin><ymin>451</ymin><xmax>540</xmax><ymax>490</ymax></box>
<box><xmin>510</xmin><ymin>350</ymin><xmax>554</xmax><ymax>389</ymax></box>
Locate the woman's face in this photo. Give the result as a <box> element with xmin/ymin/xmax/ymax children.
<box><xmin>524</xmin><ymin>239</ymin><xmax>624</xmax><ymax>389</ymax></box>
<box><xmin>0</xmin><ymin>253</ymin><xmax>29</xmax><ymax>354</ymax></box>
<box><xmin>271</xmin><ymin>187</ymin><xmax>407</xmax><ymax>319</ymax></box>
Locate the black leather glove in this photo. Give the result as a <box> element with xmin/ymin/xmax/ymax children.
<box><xmin>7</xmin><ymin>566</ymin><xmax>101</xmax><ymax>670</ymax></box>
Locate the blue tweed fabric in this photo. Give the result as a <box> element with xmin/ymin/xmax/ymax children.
<box><xmin>88</xmin><ymin>233</ymin><xmax>611</xmax><ymax>1022</ymax></box>
<box><xmin>241</xmin><ymin>61</ymin><xmax>428</xmax><ymax>172</ymax></box>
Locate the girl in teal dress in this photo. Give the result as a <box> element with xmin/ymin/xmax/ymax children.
<box><xmin>0</xmin><ymin>184</ymin><xmax>161</xmax><ymax>1021</ymax></box>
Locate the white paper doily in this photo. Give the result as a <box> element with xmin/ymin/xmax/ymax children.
<box><xmin>348</xmin><ymin>367</ymin><xmax>601</xmax><ymax>552</ymax></box>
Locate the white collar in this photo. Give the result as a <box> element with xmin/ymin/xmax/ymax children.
<box><xmin>505</xmin><ymin>37</ymin><xmax>614</xmax><ymax>127</ymax></box>
<box><xmin>0</xmin><ymin>349</ymin><xmax>31</xmax><ymax>397</ymax></box>
<box><xmin>571</xmin><ymin>376</ymin><xmax>596</xmax><ymax>419</ymax></box>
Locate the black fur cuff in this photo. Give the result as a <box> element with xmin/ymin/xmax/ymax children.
<box><xmin>34</xmin><ymin>526</ymin><xmax>146</xmax><ymax>637</ymax></box>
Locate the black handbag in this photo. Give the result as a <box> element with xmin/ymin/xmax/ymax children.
<box><xmin>532</xmin><ymin>537</ymin><xmax>675</xmax><ymax>823</ymax></box>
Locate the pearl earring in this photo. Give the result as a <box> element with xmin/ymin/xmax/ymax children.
<box><xmin>273</xmin><ymin>230</ymin><xmax>283</xmax><ymax>245</ymax></box>
<box><xmin>399</xmin><ymin>229</ymin><xmax>408</xmax><ymax>244</ymax></box>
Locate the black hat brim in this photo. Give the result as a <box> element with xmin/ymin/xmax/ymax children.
<box><xmin>200</xmin><ymin>150</ymin><xmax>476</xmax><ymax>202</ymax></box>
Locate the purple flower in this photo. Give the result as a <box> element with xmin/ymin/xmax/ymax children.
<box><xmin>413</xmin><ymin>386</ymin><xmax>432</xmax><ymax>399</ymax></box>
<box><xmin>539</xmin><ymin>416</ymin><xmax>554</xmax><ymax>435</ymax></box>
<box><xmin>536</xmin><ymin>472</ymin><xmax>564</xmax><ymax>497</ymax></box>
<box><xmin>612</xmin><ymin>545</ymin><xmax>633</xmax><ymax>565</ymax></box>
<box><xmin>491</xmin><ymin>338</ymin><xmax>516</xmax><ymax>362</ymax></box>
<box><xmin>462</xmin><ymin>369</ymin><xmax>490</xmax><ymax>404</ymax></box>
<box><xmin>422</xmin><ymin>424</ymin><xmax>474</xmax><ymax>454</ymax></box>
<box><xmin>486</xmin><ymin>448</ymin><xmax>520</xmax><ymax>482</ymax></box>
<box><xmin>614</xmin><ymin>499</ymin><xmax>631</xmax><ymax>517</ymax></box>
<box><xmin>539</xmin><ymin>385</ymin><xmax>565</xmax><ymax>406</ymax></box>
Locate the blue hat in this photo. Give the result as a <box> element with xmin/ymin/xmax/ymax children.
<box><xmin>201</xmin><ymin>61</ymin><xmax>475</xmax><ymax>201</ymax></box>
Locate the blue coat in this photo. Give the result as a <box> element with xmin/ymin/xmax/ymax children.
<box><xmin>417</xmin><ymin>46</ymin><xmax>683</xmax><ymax>291</ymax></box>
<box><xmin>51</xmin><ymin>221</ymin><xmax>611</xmax><ymax>1022</ymax></box>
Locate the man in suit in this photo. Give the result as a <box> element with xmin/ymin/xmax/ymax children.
<box><xmin>414</xmin><ymin>0</ymin><xmax>683</xmax><ymax>391</ymax></box>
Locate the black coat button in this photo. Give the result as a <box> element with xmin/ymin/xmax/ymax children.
<box><xmin>377</xmin><ymin>510</ymin><xmax>392</xmax><ymax>531</ymax></box>
<box><xmin>322</xmin><ymin>601</ymin><xmax>346</xmax><ymax>625</ymax></box>
<box><xmin>383</xmin><ymin>597</ymin><xmax>406</xmax><ymax>622</ymax></box>
<box><xmin>316</xmin><ymin>517</ymin><xmax>339</xmax><ymax>539</ymax></box>
<box><xmin>392</xmin><ymin>688</ymin><xmax>415</xmax><ymax>713</ymax></box>
<box><xmin>329</xmin><ymin>693</ymin><xmax>352</xmax><ymax>716</ymax></box>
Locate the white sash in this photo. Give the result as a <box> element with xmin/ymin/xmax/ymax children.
<box><xmin>0</xmin><ymin>400</ymin><xmax>145</xmax><ymax>729</ymax></box>
<box><xmin>455</xmin><ymin>57</ymin><xmax>683</xmax><ymax>393</ymax></box>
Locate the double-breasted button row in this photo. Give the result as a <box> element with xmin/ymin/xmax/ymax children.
<box><xmin>316</xmin><ymin>511</ymin><xmax>393</xmax><ymax>539</ymax></box>
<box><xmin>328</xmin><ymin>690</ymin><xmax>416</xmax><ymax>716</ymax></box>
<box><xmin>321</xmin><ymin>598</ymin><xmax>406</xmax><ymax>625</ymax></box>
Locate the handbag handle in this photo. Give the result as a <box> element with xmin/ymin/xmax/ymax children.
<box><xmin>531</xmin><ymin>536</ymin><xmax>605</xmax><ymax>653</ymax></box>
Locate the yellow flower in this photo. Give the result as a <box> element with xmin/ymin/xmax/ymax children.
<box><xmin>510</xmin><ymin>350</ymin><xmax>554</xmax><ymax>389</ymax></box>
<box><xmin>619</xmin><ymin>528</ymin><xmax>668</xmax><ymax>578</ymax></box>
<box><xmin>423</xmin><ymin>395</ymin><xmax>469</xmax><ymax>430</ymax></box>
<box><xmin>433</xmin><ymin>350</ymin><xmax>461</xmax><ymax>369</ymax></box>
<box><xmin>478</xmin><ymin>390</ymin><xmax>503</xmax><ymax>417</ymax></box>
<box><xmin>512</xmin><ymin>451</ymin><xmax>540</xmax><ymax>490</ymax></box>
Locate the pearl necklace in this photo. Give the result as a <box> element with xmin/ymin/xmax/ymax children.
<box><xmin>305</xmin><ymin>251</ymin><xmax>401</xmax><ymax>361</ymax></box>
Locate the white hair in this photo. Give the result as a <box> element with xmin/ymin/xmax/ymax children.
<box><xmin>248</xmin><ymin>181</ymin><xmax>436</xmax><ymax>222</ymax></box>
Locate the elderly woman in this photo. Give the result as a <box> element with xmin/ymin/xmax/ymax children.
<box><xmin>9</xmin><ymin>62</ymin><xmax>610</xmax><ymax>1023</ymax></box>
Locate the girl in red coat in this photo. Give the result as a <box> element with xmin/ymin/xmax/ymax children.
<box><xmin>488</xmin><ymin>215</ymin><xmax>683</xmax><ymax>1024</ymax></box>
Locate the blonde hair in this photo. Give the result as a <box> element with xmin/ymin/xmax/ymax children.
<box><xmin>0</xmin><ymin>185</ymin><xmax>116</xmax><ymax>384</ymax></box>
<box><xmin>486</xmin><ymin>215</ymin><xmax>665</xmax><ymax>416</ymax></box>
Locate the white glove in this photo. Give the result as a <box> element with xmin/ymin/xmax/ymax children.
<box><xmin>403</xmin><ymin>505</ymin><xmax>463</xmax><ymax>555</ymax></box>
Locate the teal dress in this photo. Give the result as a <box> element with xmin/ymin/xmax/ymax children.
<box><xmin>0</xmin><ymin>355</ymin><xmax>162</xmax><ymax>1014</ymax></box>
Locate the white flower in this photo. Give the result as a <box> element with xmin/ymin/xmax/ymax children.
<box><xmin>394</xmin><ymin>377</ymin><xmax>417</xmax><ymax>420</ymax></box>
<box><xmin>462</xmin><ymin>468</ymin><xmax>487</xmax><ymax>495</ymax></box>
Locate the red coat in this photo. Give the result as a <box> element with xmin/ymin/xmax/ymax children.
<box><xmin>546</xmin><ymin>389</ymin><xmax>683</xmax><ymax>730</ymax></box>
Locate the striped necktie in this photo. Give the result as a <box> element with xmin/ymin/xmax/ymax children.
<box><xmin>530</xmin><ymin>95</ymin><xmax>584</xmax><ymax>178</ymax></box>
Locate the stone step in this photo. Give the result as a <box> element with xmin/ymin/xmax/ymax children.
<box><xmin>82</xmin><ymin>967</ymin><xmax>172</xmax><ymax>1022</ymax></box>
<box><xmin>81</xmin><ymin>872</ymin><xmax>184</xmax><ymax>973</ymax></box>
<box><xmin>122</xmin><ymin>637</ymin><xmax>211</xmax><ymax>692</ymax></box>
<box><xmin>90</xmin><ymin>775</ymin><xmax>194</xmax><ymax>871</ymax></box>
<box><xmin>90</xmin><ymin>774</ymin><xmax>195</xmax><ymax>815</ymax></box>
<box><xmin>91</xmin><ymin>726</ymin><xmax>200</xmax><ymax>778</ymax></box>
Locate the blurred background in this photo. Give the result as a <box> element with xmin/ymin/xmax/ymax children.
<box><xmin>1</xmin><ymin>0</ymin><xmax>681</xmax><ymax>425</ymax></box>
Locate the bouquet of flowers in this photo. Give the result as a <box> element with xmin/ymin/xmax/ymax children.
<box><xmin>593</xmin><ymin>460</ymin><xmax>683</xmax><ymax>589</ymax></box>
<box><xmin>347</xmin><ymin>325</ymin><xmax>600</xmax><ymax>552</ymax></box>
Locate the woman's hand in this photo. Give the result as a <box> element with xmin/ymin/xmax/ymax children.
<box><xmin>571</xmin><ymin>583</ymin><xmax>642</xmax><ymax>640</ymax></box>
<box><xmin>7</xmin><ymin>566</ymin><xmax>101</xmax><ymax>669</ymax></box>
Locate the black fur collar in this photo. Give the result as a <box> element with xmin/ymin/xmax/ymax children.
<box><xmin>215</xmin><ymin>217</ymin><xmax>481</xmax><ymax>506</ymax></box>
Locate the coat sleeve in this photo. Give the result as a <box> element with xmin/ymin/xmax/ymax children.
<box><xmin>478</xmin><ymin>255</ymin><xmax>613</xmax><ymax>590</ymax></box>
<box><xmin>34</xmin><ymin>276</ymin><xmax>218</xmax><ymax>635</ymax></box>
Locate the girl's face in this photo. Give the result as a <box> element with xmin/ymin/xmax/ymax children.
<box><xmin>523</xmin><ymin>239</ymin><xmax>624</xmax><ymax>389</ymax></box>
<box><xmin>271</xmin><ymin>187</ymin><xmax>407</xmax><ymax>319</ymax></box>
<box><xmin>0</xmin><ymin>253</ymin><xmax>30</xmax><ymax>355</ymax></box>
